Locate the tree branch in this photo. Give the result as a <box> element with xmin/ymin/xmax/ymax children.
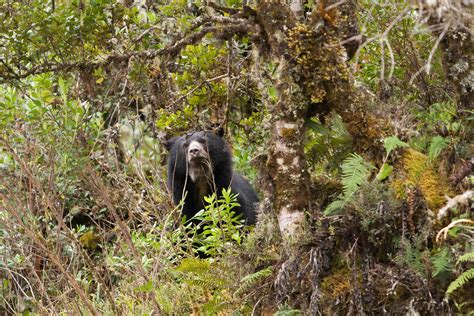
<box><xmin>0</xmin><ymin>23</ymin><xmax>257</xmax><ymax>84</ymax></box>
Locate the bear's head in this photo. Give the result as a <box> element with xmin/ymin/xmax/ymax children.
<box><xmin>164</xmin><ymin>130</ymin><xmax>232</xmax><ymax>183</ymax></box>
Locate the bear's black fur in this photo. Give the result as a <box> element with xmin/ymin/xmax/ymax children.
<box><xmin>164</xmin><ymin>130</ymin><xmax>258</xmax><ymax>225</ymax></box>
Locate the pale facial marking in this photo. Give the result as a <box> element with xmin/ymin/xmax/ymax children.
<box><xmin>186</xmin><ymin>140</ymin><xmax>210</xmax><ymax>182</ymax></box>
<box><xmin>187</xmin><ymin>141</ymin><xmax>207</xmax><ymax>162</ymax></box>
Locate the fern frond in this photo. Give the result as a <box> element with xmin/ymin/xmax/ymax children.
<box><xmin>176</xmin><ymin>258</ymin><xmax>210</xmax><ymax>273</ymax></box>
<box><xmin>341</xmin><ymin>153</ymin><xmax>373</xmax><ymax>197</ymax></box>
<box><xmin>201</xmin><ymin>300</ymin><xmax>233</xmax><ymax>315</ymax></box>
<box><xmin>395</xmin><ymin>238</ymin><xmax>426</xmax><ymax>276</ymax></box>
<box><xmin>430</xmin><ymin>247</ymin><xmax>454</xmax><ymax>277</ymax></box>
<box><xmin>457</xmin><ymin>251</ymin><xmax>474</xmax><ymax>263</ymax></box>
<box><xmin>240</xmin><ymin>267</ymin><xmax>273</xmax><ymax>284</ymax></box>
<box><xmin>323</xmin><ymin>199</ymin><xmax>346</xmax><ymax>216</ymax></box>
<box><xmin>235</xmin><ymin>267</ymin><xmax>273</xmax><ymax>296</ymax></box>
<box><xmin>185</xmin><ymin>275</ymin><xmax>227</xmax><ymax>288</ymax></box>
<box><xmin>383</xmin><ymin>136</ymin><xmax>408</xmax><ymax>154</ymax></box>
<box><xmin>428</xmin><ymin>136</ymin><xmax>449</xmax><ymax>161</ymax></box>
<box><xmin>446</xmin><ymin>268</ymin><xmax>474</xmax><ymax>295</ymax></box>
<box><xmin>323</xmin><ymin>154</ymin><xmax>373</xmax><ymax>216</ymax></box>
<box><xmin>176</xmin><ymin>258</ymin><xmax>230</xmax><ymax>289</ymax></box>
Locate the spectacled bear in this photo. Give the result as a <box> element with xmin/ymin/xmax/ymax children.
<box><xmin>164</xmin><ymin>130</ymin><xmax>258</xmax><ymax>225</ymax></box>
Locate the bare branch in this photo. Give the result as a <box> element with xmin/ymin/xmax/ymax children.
<box><xmin>409</xmin><ymin>22</ymin><xmax>449</xmax><ymax>84</ymax></box>
<box><xmin>436</xmin><ymin>218</ymin><xmax>474</xmax><ymax>243</ymax></box>
<box><xmin>207</xmin><ymin>2</ymin><xmax>240</xmax><ymax>15</ymax></box>
<box><xmin>437</xmin><ymin>190</ymin><xmax>474</xmax><ymax>220</ymax></box>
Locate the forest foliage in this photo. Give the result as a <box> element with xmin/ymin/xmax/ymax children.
<box><xmin>0</xmin><ymin>0</ymin><xmax>473</xmax><ymax>314</ymax></box>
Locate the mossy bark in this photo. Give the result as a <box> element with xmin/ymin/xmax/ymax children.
<box><xmin>440</xmin><ymin>28</ymin><xmax>473</xmax><ymax>111</ymax></box>
<box><xmin>254</xmin><ymin>0</ymin><xmax>385</xmax><ymax>239</ymax></box>
<box><xmin>255</xmin><ymin>1</ymin><xmax>310</xmax><ymax>239</ymax></box>
<box><xmin>426</xmin><ymin>4</ymin><xmax>474</xmax><ymax>111</ymax></box>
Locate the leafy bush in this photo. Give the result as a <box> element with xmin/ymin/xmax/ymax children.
<box><xmin>187</xmin><ymin>188</ymin><xmax>246</xmax><ymax>257</ymax></box>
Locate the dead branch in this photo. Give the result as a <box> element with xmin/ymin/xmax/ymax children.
<box><xmin>436</xmin><ymin>218</ymin><xmax>474</xmax><ymax>243</ymax></box>
<box><xmin>437</xmin><ymin>190</ymin><xmax>474</xmax><ymax>220</ymax></box>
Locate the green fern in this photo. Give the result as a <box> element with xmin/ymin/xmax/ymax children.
<box><xmin>383</xmin><ymin>136</ymin><xmax>409</xmax><ymax>155</ymax></box>
<box><xmin>428</xmin><ymin>136</ymin><xmax>449</xmax><ymax>161</ymax></box>
<box><xmin>376</xmin><ymin>136</ymin><xmax>408</xmax><ymax>181</ymax></box>
<box><xmin>201</xmin><ymin>300</ymin><xmax>233</xmax><ymax>315</ymax></box>
<box><xmin>430</xmin><ymin>247</ymin><xmax>454</xmax><ymax>277</ymax></box>
<box><xmin>446</xmin><ymin>268</ymin><xmax>474</xmax><ymax>295</ymax></box>
<box><xmin>395</xmin><ymin>237</ymin><xmax>427</xmax><ymax>277</ymax></box>
<box><xmin>457</xmin><ymin>250</ymin><xmax>474</xmax><ymax>263</ymax></box>
<box><xmin>324</xmin><ymin>154</ymin><xmax>373</xmax><ymax>215</ymax></box>
<box><xmin>305</xmin><ymin>115</ymin><xmax>352</xmax><ymax>170</ymax></box>
<box><xmin>240</xmin><ymin>267</ymin><xmax>273</xmax><ymax>284</ymax></box>
<box><xmin>341</xmin><ymin>153</ymin><xmax>373</xmax><ymax>196</ymax></box>
<box><xmin>185</xmin><ymin>276</ymin><xmax>227</xmax><ymax>288</ymax></box>
<box><xmin>176</xmin><ymin>258</ymin><xmax>210</xmax><ymax>274</ymax></box>
<box><xmin>175</xmin><ymin>258</ymin><xmax>229</xmax><ymax>288</ymax></box>
<box><xmin>444</xmin><ymin>250</ymin><xmax>474</xmax><ymax>296</ymax></box>
<box><xmin>324</xmin><ymin>200</ymin><xmax>347</xmax><ymax>216</ymax></box>
<box><xmin>235</xmin><ymin>267</ymin><xmax>273</xmax><ymax>296</ymax></box>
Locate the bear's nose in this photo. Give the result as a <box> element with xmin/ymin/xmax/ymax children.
<box><xmin>189</xmin><ymin>148</ymin><xmax>199</xmax><ymax>155</ymax></box>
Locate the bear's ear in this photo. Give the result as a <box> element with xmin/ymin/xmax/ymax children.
<box><xmin>163</xmin><ymin>136</ymin><xmax>179</xmax><ymax>151</ymax></box>
<box><xmin>212</xmin><ymin>125</ymin><xmax>225</xmax><ymax>138</ymax></box>
<box><xmin>207</xmin><ymin>123</ymin><xmax>225</xmax><ymax>138</ymax></box>
<box><xmin>216</xmin><ymin>126</ymin><xmax>225</xmax><ymax>138</ymax></box>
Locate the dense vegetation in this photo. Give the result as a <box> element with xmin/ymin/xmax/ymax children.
<box><xmin>0</xmin><ymin>0</ymin><xmax>472</xmax><ymax>314</ymax></box>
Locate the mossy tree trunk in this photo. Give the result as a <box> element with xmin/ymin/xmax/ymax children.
<box><xmin>440</xmin><ymin>28</ymin><xmax>473</xmax><ymax>111</ymax></box>
<box><xmin>419</xmin><ymin>1</ymin><xmax>473</xmax><ymax>111</ymax></box>
<box><xmin>253</xmin><ymin>0</ymin><xmax>382</xmax><ymax>240</ymax></box>
<box><xmin>254</xmin><ymin>1</ymin><xmax>310</xmax><ymax>240</ymax></box>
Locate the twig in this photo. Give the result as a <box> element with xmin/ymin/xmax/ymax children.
<box><xmin>0</xmin><ymin>193</ymin><xmax>100</xmax><ymax>316</ymax></box>
<box><xmin>436</xmin><ymin>219</ymin><xmax>474</xmax><ymax>243</ymax></box>
<box><xmin>208</xmin><ymin>2</ymin><xmax>240</xmax><ymax>15</ymax></box>
<box><xmin>353</xmin><ymin>7</ymin><xmax>410</xmax><ymax>74</ymax></box>
<box><xmin>437</xmin><ymin>190</ymin><xmax>474</xmax><ymax>220</ymax></box>
<box><xmin>81</xmin><ymin>165</ymin><xmax>162</xmax><ymax>314</ymax></box>
<box><xmin>133</xmin><ymin>25</ymin><xmax>162</xmax><ymax>44</ymax></box>
<box><xmin>0</xmin><ymin>23</ymin><xmax>256</xmax><ymax>84</ymax></box>
<box><xmin>325</xmin><ymin>0</ymin><xmax>347</xmax><ymax>12</ymax></box>
<box><xmin>251</xmin><ymin>294</ymin><xmax>268</xmax><ymax>316</ymax></box>
<box><xmin>384</xmin><ymin>37</ymin><xmax>395</xmax><ymax>79</ymax></box>
<box><xmin>410</xmin><ymin>22</ymin><xmax>449</xmax><ymax>84</ymax></box>
<box><xmin>0</xmin><ymin>138</ymin><xmax>120</xmax><ymax>314</ymax></box>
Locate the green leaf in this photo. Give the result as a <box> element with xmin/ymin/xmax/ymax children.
<box><xmin>428</xmin><ymin>136</ymin><xmax>449</xmax><ymax>161</ymax></box>
<box><xmin>430</xmin><ymin>247</ymin><xmax>453</xmax><ymax>277</ymax></box>
<box><xmin>176</xmin><ymin>258</ymin><xmax>210</xmax><ymax>273</ymax></box>
<box><xmin>268</xmin><ymin>86</ymin><xmax>277</xmax><ymax>101</ymax></box>
<box><xmin>457</xmin><ymin>251</ymin><xmax>474</xmax><ymax>263</ymax></box>
<box><xmin>446</xmin><ymin>268</ymin><xmax>474</xmax><ymax>295</ymax></box>
<box><xmin>304</xmin><ymin>119</ymin><xmax>330</xmax><ymax>135</ymax></box>
<box><xmin>383</xmin><ymin>136</ymin><xmax>408</xmax><ymax>155</ymax></box>
<box><xmin>134</xmin><ymin>280</ymin><xmax>153</xmax><ymax>293</ymax></box>
<box><xmin>324</xmin><ymin>154</ymin><xmax>373</xmax><ymax>216</ymax></box>
<box><xmin>377</xmin><ymin>163</ymin><xmax>393</xmax><ymax>181</ymax></box>
<box><xmin>341</xmin><ymin>153</ymin><xmax>373</xmax><ymax>197</ymax></box>
<box><xmin>324</xmin><ymin>199</ymin><xmax>346</xmax><ymax>216</ymax></box>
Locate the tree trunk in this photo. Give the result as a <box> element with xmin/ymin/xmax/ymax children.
<box><xmin>255</xmin><ymin>1</ymin><xmax>310</xmax><ymax>240</ymax></box>
<box><xmin>421</xmin><ymin>1</ymin><xmax>473</xmax><ymax>111</ymax></box>
<box><xmin>254</xmin><ymin>0</ymin><xmax>382</xmax><ymax>239</ymax></box>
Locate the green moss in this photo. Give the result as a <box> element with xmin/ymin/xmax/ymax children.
<box><xmin>403</xmin><ymin>149</ymin><xmax>449</xmax><ymax>210</ymax></box>
<box><xmin>320</xmin><ymin>267</ymin><xmax>352</xmax><ymax>300</ymax></box>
